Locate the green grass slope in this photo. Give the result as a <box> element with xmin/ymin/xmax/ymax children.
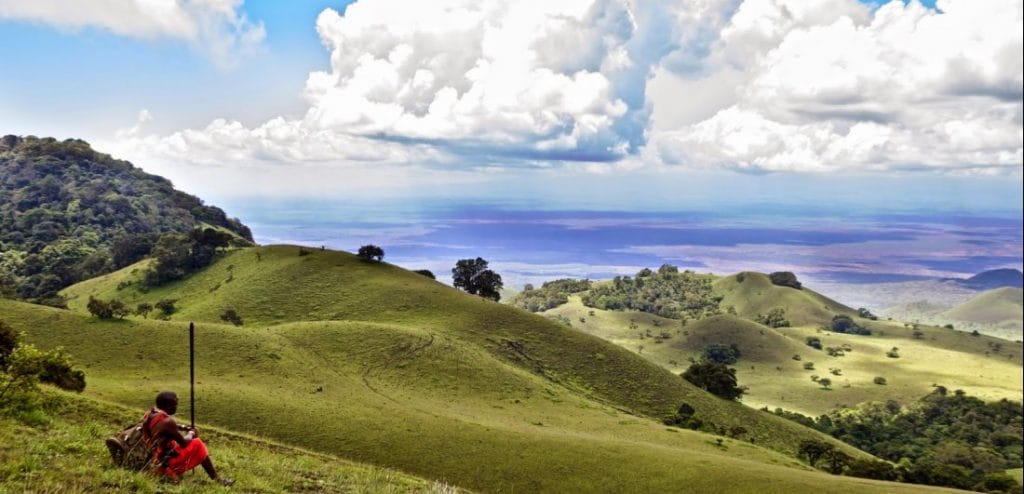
<box><xmin>0</xmin><ymin>391</ymin><xmax>458</xmax><ymax>493</ymax></box>
<box><xmin>0</xmin><ymin>245</ymin><xmax>949</xmax><ymax>492</ymax></box>
<box><xmin>714</xmin><ymin>272</ymin><xmax>856</xmax><ymax>327</ymax></box>
<box><xmin>2</xmin><ymin>298</ymin><xmax>941</xmax><ymax>494</ymax></box>
<box><xmin>670</xmin><ymin>315</ymin><xmax>809</xmax><ymax>363</ymax></box>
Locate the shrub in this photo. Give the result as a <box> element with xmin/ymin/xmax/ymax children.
<box><xmin>818</xmin><ymin>378</ymin><xmax>832</xmax><ymax>389</ymax></box>
<box><xmin>220</xmin><ymin>309</ymin><xmax>243</xmax><ymax>326</ymax></box>
<box><xmin>803</xmin><ymin>362</ymin><xmax>815</xmax><ymax>370</ymax></box>
<box><xmin>154</xmin><ymin>299</ymin><xmax>177</xmax><ymax>317</ymax></box>
<box><xmin>806</xmin><ymin>336</ymin><xmax>822</xmax><ymax>350</ymax></box>
<box><xmin>769</xmin><ymin>271</ymin><xmax>802</xmax><ymax>289</ymax></box>
<box><xmin>873</xmin><ymin>376</ymin><xmax>887</xmax><ymax>385</ymax></box>
<box><xmin>413</xmin><ymin>269</ymin><xmax>435</xmax><ymax>279</ymax></box>
<box><xmin>109</xmin><ymin>299</ymin><xmax>130</xmax><ymax>319</ymax></box>
<box><xmin>886</xmin><ymin>347</ymin><xmax>900</xmax><ymax>358</ymax></box>
<box><xmin>830</xmin><ymin>315</ymin><xmax>870</xmax><ymax>335</ymax></box>
<box><xmin>755</xmin><ymin>307</ymin><xmax>791</xmax><ymax>328</ymax></box>
<box><xmin>701</xmin><ymin>343</ymin><xmax>741</xmax><ymax>365</ymax></box>
<box><xmin>135</xmin><ymin>302</ymin><xmax>153</xmax><ymax>319</ymax></box>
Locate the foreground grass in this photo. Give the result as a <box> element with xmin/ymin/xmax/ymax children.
<box><xmin>0</xmin><ymin>392</ymin><xmax>457</xmax><ymax>493</ymax></box>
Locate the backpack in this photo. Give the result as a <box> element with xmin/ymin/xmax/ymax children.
<box><xmin>105</xmin><ymin>421</ymin><xmax>155</xmax><ymax>471</ymax></box>
<box><xmin>105</xmin><ymin>409</ymin><xmax>165</xmax><ymax>471</ymax></box>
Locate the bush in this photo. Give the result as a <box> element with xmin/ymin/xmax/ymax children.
<box><xmin>413</xmin><ymin>269</ymin><xmax>435</xmax><ymax>279</ymax></box>
<box><xmin>135</xmin><ymin>302</ymin><xmax>153</xmax><ymax>319</ymax></box>
<box><xmin>769</xmin><ymin>271</ymin><xmax>802</xmax><ymax>289</ymax></box>
<box><xmin>803</xmin><ymin>362</ymin><xmax>815</xmax><ymax>370</ymax></box>
<box><xmin>682</xmin><ymin>362</ymin><xmax>745</xmax><ymax>400</ymax></box>
<box><xmin>755</xmin><ymin>307</ymin><xmax>791</xmax><ymax>328</ymax></box>
<box><xmin>806</xmin><ymin>336</ymin><xmax>822</xmax><ymax>350</ymax></box>
<box><xmin>873</xmin><ymin>376</ymin><xmax>887</xmax><ymax>385</ymax></box>
<box><xmin>155</xmin><ymin>299</ymin><xmax>177</xmax><ymax>317</ymax></box>
<box><xmin>220</xmin><ymin>309</ymin><xmax>243</xmax><ymax>326</ymax></box>
<box><xmin>830</xmin><ymin>315</ymin><xmax>871</xmax><ymax>335</ymax></box>
<box><xmin>701</xmin><ymin>343</ymin><xmax>741</xmax><ymax>365</ymax></box>
<box><xmin>844</xmin><ymin>458</ymin><xmax>897</xmax><ymax>481</ymax></box>
<box><xmin>886</xmin><ymin>347</ymin><xmax>900</xmax><ymax>358</ymax></box>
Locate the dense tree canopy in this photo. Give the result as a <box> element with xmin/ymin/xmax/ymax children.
<box><xmin>682</xmin><ymin>362</ymin><xmax>744</xmax><ymax>401</ymax></box>
<box><xmin>452</xmin><ymin>257</ymin><xmax>503</xmax><ymax>301</ymax></box>
<box><xmin>581</xmin><ymin>266</ymin><xmax>721</xmax><ymax>319</ymax></box>
<box><xmin>0</xmin><ymin>136</ymin><xmax>253</xmax><ymax>304</ymax></box>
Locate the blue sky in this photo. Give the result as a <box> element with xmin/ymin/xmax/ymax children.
<box><xmin>0</xmin><ymin>0</ymin><xmax>1020</xmax><ymax>214</ymax></box>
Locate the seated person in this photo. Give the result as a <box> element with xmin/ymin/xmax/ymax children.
<box><xmin>142</xmin><ymin>391</ymin><xmax>233</xmax><ymax>486</ymax></box>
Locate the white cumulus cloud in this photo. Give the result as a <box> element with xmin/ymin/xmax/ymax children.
<box><xmin>653</xmin><ymin>0</ymin><xmax>1023</xmax><ymax>173</ymax></box>
<box><xmin>0</xmin><ymin>0</ymin><xmax>265</xmax><ymax>67</ymax></box>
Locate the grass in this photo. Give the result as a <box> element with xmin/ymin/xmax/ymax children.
<box><xmin>0</xmin><ymin>391</ymin><xmax>458</xmax><ymax>493</ymax></box>
<box><xmin>714</xmin><ymin>272</ymin><xmax>856</xmax><ymax>327</ymax></box>
<box><xmin>0</xmin><ymin>245</ymin><xmax>959</xmax><ymax>492</ymax></box>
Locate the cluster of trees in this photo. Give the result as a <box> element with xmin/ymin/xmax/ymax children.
<box><xmin>755</xmin><ymin>307</ymin><xmax>791</xmax><ymax>328</ymax></box>
<box><xmin>828</xmin><ymin>315</ymin><xmax>872</xmax><ymax>335</ymax></box>
<box><xmin>143</xmin><ymin>228</ymin><xmax>234</xmax><ymax>287</ymax></box>
<box><xmin>511</xmin><ymin>278</ymin><xmax>592</xmax><ymax>312</ymax></box>
<box><xmin>581</xmin><ymin>265</ymin><xmax>722</xmax><ymax>319</ymax></box>
<box><xmin>87</xmin><ymin>297</ymin><xmax>176</xmax><ymax>320</ymax></box>
<box><xmin>767</xmin><ymin>388</ymin><xmax>1023</xmax><ymax>492</ymax></box>
<box><xmin>0</xmin><ymin>136</ymin><xmax>252</xmax><ymax>305</ymax></box>
<box><xmin>768</xmin><ymin>271</ymin><xmax>802</xmax><ymax>289</ymax></box>
<box><xmin>701</xmin><ymin>343</ymin><xmax>742</xmax><ymax>365</ymax></box>
<box><xmin>452</xmin><ymin>257</ymin><xmax>503</xmax><ymax>301</ymax></box>
<box><xmin>1</xmin><ymin>319</ymin><xmax>86</xmax><ymax>408</ymax></box>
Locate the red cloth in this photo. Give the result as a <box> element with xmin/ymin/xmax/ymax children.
<box><xmin>155</xmin><ymin>438</ymin><xmax>209</xmax><ymax>478</ymax></box>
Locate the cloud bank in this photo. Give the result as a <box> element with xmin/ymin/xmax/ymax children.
<box><xmin>105</xmin><ymin>0</ymin><xmax>1023</xmax><ymax>183</ymax></box>
<box><xmin>0</xmin><ymin>0</ymin><xmax>265</xmax><ymax>66</ymax></box>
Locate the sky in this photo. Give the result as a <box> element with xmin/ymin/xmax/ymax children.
<box><xmin>0</xmin><ymin>0</ymin><xmax>1021</xmax><ymax>213</ymax></box>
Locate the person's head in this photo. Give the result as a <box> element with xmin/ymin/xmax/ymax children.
<box><xmin>155</xmin><ymin>391</ymin><xmax>178</xmax><ymax>415</ymax></box>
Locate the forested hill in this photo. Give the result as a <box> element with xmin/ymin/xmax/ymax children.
<box><xmin>0</xmin><ymin>135</ymin><xmax>252</xmax><ymax>304</ymax></box>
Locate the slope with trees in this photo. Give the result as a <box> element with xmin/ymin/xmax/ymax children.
<box><xmin>0</xmin><ymin>136</ymin><xmax>252</xmax><ymax>305</ymax></box>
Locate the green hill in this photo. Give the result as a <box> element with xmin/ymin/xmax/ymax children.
<box><xmin>714</xmin><ymin>272</ymin><xmax>856</xmax><ymax>327</ymax></box>
<box><xmin>0</xmin><ymin>245</ymin><xmax>953</xmax><ymax>493</ymax></box>
<box><xmin>0</xmin><ymin>135</ymin><xmax>252</xmax><ymax>304</ymax></box>
<box><xmin>543</xmin><ymin>293</ymin><xmax>1022</xmax><ymax>417</ymax></box>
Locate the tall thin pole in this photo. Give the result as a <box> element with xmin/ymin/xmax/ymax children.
<box><xmin>189</xmin><ymin>321</ymin><xmax>195</xmax><ymax>428</ymax></box>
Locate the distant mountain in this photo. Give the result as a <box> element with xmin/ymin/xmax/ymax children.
<box><xmin>958</xmin><ymin>268</ymin><xmax>1024</xmax><ymax>290</ymax></box>
<box><xmin>0</xmin><ymin>135</ymin><xmax>252</xmax><ymax>304</ymax></box>
<box><xmin>941</xmin><ymin>287</ymin><xmax>1023</xmax><ymax>340</ymax></box>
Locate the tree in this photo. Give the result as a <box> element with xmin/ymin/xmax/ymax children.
<box><xmin>798</xmin><ymin>439</ymin><xmax>835</xmax><ymax>467</ymax></box>
<box><xmin>109</xmin><ymin>299</ymin><xmax>130</xmax><ymax>319</ymax></box>
<box><xmin>682</xmin><ymin>362</ymin><xmax>745</xmax><ymax>400</ymax></box>
<box><xmin>0</xmin><ymin>320</ymin><xmax>18</xmax><ymax>369</ymax></box>
<box><xmin>357</xmin><ymin>244</ymin><xmax>385</xmax><ymax>262</ymax></box>
<box><xmin>135</xmin><ymin>302</ymin><xmax>153</xmax><ymax>319</ymax></box>
<box><xmin>413</xmin><ymin>269</ymin><xmax>435</xmax><ymax>279</ymax></box>
<box><xmin>818</xmin><ymin>377</ymin><xmax>832</xmax><ymax>389</ymax></box>
<box><xmin>452</xmin><ymin>257</ymin><xmax>503</xmax><ymax>301</ymax></box>
<box><xmin>87</xmin><ymin>296</ymin><xmax>114</xmax><ymax>319</ymax></box>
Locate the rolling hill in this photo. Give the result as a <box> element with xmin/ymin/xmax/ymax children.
<box><xmin>542</xmin><ymin>278</ymin><xmax>1023</xmax><ymax>417</ymax></box>
<box><xmin>883</xmin><ymin>287</ymin><xmax>1023</xmax><ymax>341</ymax></box>
<box><xmin>714</xmin><ymin>272</ymin><xmax>856</xmax><ymax>327</ymax></box>
<box><xmin>0</xmin><ymin>245</ymin><xmax>948</xmax><ymax>493</ymax></box>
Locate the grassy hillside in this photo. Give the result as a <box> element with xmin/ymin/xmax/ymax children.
<box><xmin>942</xmin><ymin>287</ymin><xmax>1022</xmax><ymax>337</ymax></box>
<box><xmin>0</xmin><ymin>391</ymin><xmax>458</xmax><ymax>493</ymax></box>
<box><xmin>882</xmin><ymin>288</ymin><xmax>1023</xmax><ymax>341</ymax></box>
<box><xmin>0</xmin><ymin>245</ymin><xmax>955</xmax><ymax>492</ymax></box>
<box><xmin>714</xmin><ymin>272</ymin><xmax>856</xmax><ymax>327</ymax></box>
<box><xmin>545</xmin><ymin>296</ymin><xmax>1023</xmax><ymax>417</ymax></box>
